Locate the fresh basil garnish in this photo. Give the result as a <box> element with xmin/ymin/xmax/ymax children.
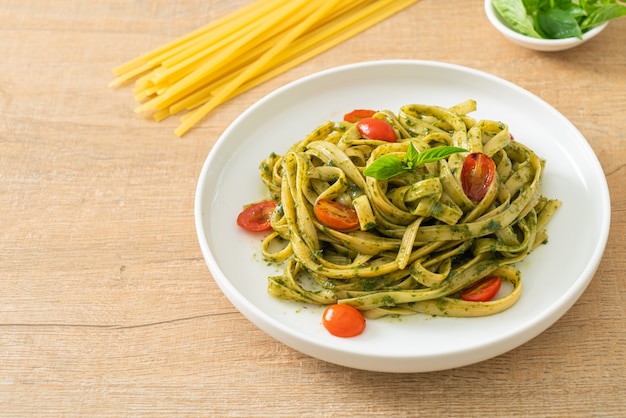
<box><xmin>363</xmin><ymin>144</ymin><xmax>467</xmax><ymax>180</ymax></box>
<box><xmin>493</xmin><ymin>0</ymin><xmax>626</xmax><ymax>39</ymax></box>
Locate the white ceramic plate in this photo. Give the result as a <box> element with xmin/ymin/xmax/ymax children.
<box><xmin>195</xmin><ymin>60</ymin><xmax>610</xmax><ymax>373</ymax></box>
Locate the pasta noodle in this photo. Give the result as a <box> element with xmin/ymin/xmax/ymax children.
<box><xmin>258</xmin><ymin>100</ymin><xmax>561</xmax><ymax>319</ymax></box>
<box><xmin>110</xmin><ymin>0</ymin><xmax>420</xmax><ymax>136</ymax></box>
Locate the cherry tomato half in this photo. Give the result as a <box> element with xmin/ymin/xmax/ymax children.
<box><xmin>460</xmin><ymin>276</ymin><xmax>502</xmax><ymax>302</ymax></box>
<box><xmin>356</xmin><ymin>117</ymin><xmax>396</xmax><ymax>142</ymax></box>
<box><xmin>344</xmin><ymin>109</ymin><xmax>376</xmax><ymax>123</ymax></box>
<box><xmin>461</xmin><ymin>152</ymin><xmax>496</xmax><ymax>203</ymax></box>
<box><xmin>314</xmin><ymin>199</ymin><xmax>359</xmax><ymax>231</ymax></box>
<box><xmin>322</xmin><ymin>304</ymin><xmax>366</xmax><ymax>338</ymax></box>
<box><xmin>236</xmin><ymin>200</ymin><xmax>277</xmax><ymax>232</ymax></box>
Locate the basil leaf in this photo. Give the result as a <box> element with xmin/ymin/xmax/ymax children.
<box><xmin>413</xmin><ymin>146</ymin><xmax>468</xmax><ymax>166</ymax></box>
<box><xmin>538</xmin><ymin>8</ymin><xmax>582</xmax><ymax>38</ymax></box>
<box><xmin>580</xmin><ymin>3</ymin><xmax>626</xmax><ymax>31</ymax></box>
<box><xmin>404</xmin><ymin>142</ymin><xmax>419</xmax><ymax>169</ymax></box>
<box><xmin>522</xmin><ymin>0</ymin><xmax>540</xmax><ymax>11</ymax></box>
<box><xmin>498</xmin><ymin>0</ymin><xmax>626</xmax><ymax>39</ymax></box>
<box><xmin>363</xmin><ymin>145</ymin><xmax>467</xmax><ymax>180</ymax></box>
<box><xmin>363</xmin><ymin>155</ymin><xmax>405</xmax><ymax>180</ymax></box>
<box><xmin>493</xmin><ymin>0</ymin><xmax>542</xmax><ymax>38</ymax></box>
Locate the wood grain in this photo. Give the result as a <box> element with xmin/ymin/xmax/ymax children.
<box><xmin>1</xmin><ymin>0</ymin><xmax>624</xmax><ymax>416</ymax></box>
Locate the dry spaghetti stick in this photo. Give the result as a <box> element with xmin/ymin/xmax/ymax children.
<box><xmin>111</xmin><ymin>0</ymin><xmax>281</xmax><ymax>78</ymax></box>
<box><xmin>135</xmin><ymin>24</ymin><xmax>286</xmax><ymax>113</ymax></box>
<box><xmin>175</xmin><ymin>0</ymin><xmax>344</xmax><ymax>136</ymax></box>
<box><xmin>139</xmin><ymin>26</ymin><xmax>273</xmax><ymax>107</ymax></box>
<box><xmin>147</xmin><ymin>21</ymin><xmax>264</xmax><ymax>88</ymax></box>
<box><xmin>231</xmin><ymin>0</ymin><xmax>420</xmax><ymax>103</ymax></box>
<box><xmin>173</xmin><ymin>0</ymin><xmax>418</xmax><ymax>117</ymax></box>
<box><xmin>150</xmin><ymin>0</ymin><xmax>364</xmax><ymax>113</ymax></box>
<box><xmin>129</xmin><ymin>19</ymin><xmax>267</xmax><ymax>96</ymax></box>
<box><xmin>135</xmin><ymin>0</ymin><xmax>312</xmax><ymax>115</ymax></box>
<box><xmin>148</xmin><ymin>49</ymin><xmax>265</xmax><ymax>115</ymax></box>
<box><xmin>153</xmin><ymin>108</ymin><xmax>172</xmax><ymax>122</ymax></box>
<box><xmin>111</xmin><ymin>30</ymin><xmax>224</xmax><ymax>88</ymax></box>
<box><xmin>166</xmin><ymin>0</ymin><xmax>407</xmax><ymax>118</ymax></box>
<box><xmin>117</xmin><ymin>0</ymin><xmax>366</xmax><ymax>98</ymax></box>
<box><xmin>113</xmin><ymin>0</ymin><xmax>421</xmax><ymax>135</ymax></box>
<box><xmin>167</xmin><ymin>0</ymin><xmax>380</xmax><ymax>114</ymax></box>
<box><xmin>150</xmin><ymin>0</ymin><xmax>294</xmax><ymax>86</ymax></box>
<box><xmin>110</xmin><ymin>0</ymin><xmax>294</xmax><ymax>87</ymax></box>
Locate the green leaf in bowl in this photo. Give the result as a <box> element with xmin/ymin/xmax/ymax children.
<box><xmin>493</xmin><ymin>0</ymin><xmax>542</xmax><ymax>38</ymax></box>
<box><xmin>537</xmin><ymin>8</ymin><xmax>582</xmax><ymax>39</ymax></box>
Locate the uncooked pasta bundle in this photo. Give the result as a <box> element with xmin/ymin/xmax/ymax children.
<box><xmin>110</xmin><ymin>0</ymin><xmax>420</xmax><ymax>136</ymax></box>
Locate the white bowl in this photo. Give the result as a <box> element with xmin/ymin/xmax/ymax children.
<box><xmin>484</xmin><ymin>0</ymin><xmax>608</xmax><ymax>51</ymax></box>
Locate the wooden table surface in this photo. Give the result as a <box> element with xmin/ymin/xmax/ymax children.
<box><xmin>2</xmin><ymin>0</ymin><xmax>625</xmax><ymax>416</ymax></box>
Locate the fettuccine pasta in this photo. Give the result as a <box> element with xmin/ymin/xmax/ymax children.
<box><xmin>257</xmin><ymin>100</ymin><xmax>560</xmax><ymax>319</ymax></box>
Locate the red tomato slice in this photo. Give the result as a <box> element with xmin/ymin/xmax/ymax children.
<box><xmin>314</xmin><ymin>199</ymin><xmax>359</xmax><ymax>231</ymax></box>
<box><xmin>461</xmin><ymin>152</ymin><xmax>496</xmax><ymax>202</ymax></box>
<box><xmin>344</xmin><ymin>109</ymin><xmax>376</xmax><ymax>123</ymax></box>
<box><xmin>322</xmin><ymin>304</ymin><xmax>366</xmax><ymax>337</ymax></box>
<box><xmin>356</xmin><ymin>117</ymin><xmax>396</xmax><ymax>142</ymax></box>
<box><xmin>460</xmin><ymin>276</ymin><xmax>502</xmax><ymax>302</ymax></box>
<box><xmin>236</xmin><ymin>200</ymin><xmax>277</xmax><ymax>232</ymax></box>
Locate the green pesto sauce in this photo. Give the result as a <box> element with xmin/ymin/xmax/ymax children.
<box><xmin>482</xmin><ymin>219</ymin><xmax>502</xmax><ymax>234</ymax></box>
<box><xmin>378</xmin><ymin>295</ymin><xmax>396</xmax><ymax>307</ymax></box>
<box><xmin>434</xmin><ymin>298</ymin><xmax>450</xmax><ymax>316</ymax></box>
<box><xmin>431</xmin><ymin>202</ymin><xmax>444</xmax><ymax>217</ymax></box>
<box><xmin>363</xmin><ymin>221</ymin><xmax>377</xmax><ymax>230</ymax></box>
<box><xmin>476</xmin><ymin>263</ymin><xmax>494</xmax><ymax>274</ymax></box>
<box><xmin>352</xmin><ymin>277</ymin><xmax>382</xmax><ymax>292</ymax></box>
<box><xmin>311</xmin><ymin>249</ymin><xmax>323</xmax><ymax>262</ymax></box>
<box><xmin>347</xmin><ymin>182</ymin><xmax>362</xmax><ymax>197</ymax></box>
<box><xmin>450</xmin><ymin>224</ymin><xmax>470</xmax><ymax>235</ymax></box>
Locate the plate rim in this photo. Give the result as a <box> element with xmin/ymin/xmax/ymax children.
<box><xmin>194</xmin><ymin>59</ymin><xmax>611</xmax><ymax>372</ymax></box>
